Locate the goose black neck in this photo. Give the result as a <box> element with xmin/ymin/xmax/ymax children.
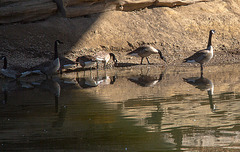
<box><xmin>207</xmin><ymin>31</ymin><xmax>213</xmax><ymax>48</ymax></box>
<box><xmin>158</xmin><ymin>50</ymin><xmax>165</xmax><ymax>60</ymax></box>
<box><xmin>3</xmin><ymin>57</ymin><xmax>7</xmax><ymax>69</ymax></box>
<box><xmin>54</xmin><ymin>42</ymin><xmax>59</xmax><ymax>59</ymax></box>
<box><xmin>110</xmin><ymin>53</ymin><xmax>117</xmax><ymax>63</ymax></box>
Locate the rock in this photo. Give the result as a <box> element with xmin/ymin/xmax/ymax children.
<box><xmin>0</xmin><ymin>0</ymin><xmax>212</xmax><ymax>23</ymax></box>
<box><xmin>55</xmin><ymin>0</ymin><xmax>117</xmax><ymax>18</ymax></box>
<box><xmin>0</xmin><ymin>0</ymin><xmax>57</xmax><ymax>24</ymax></box>
<box><xmin>117</xmin><ymin>0</ymin><xmax>155</xmax><ymax>11</ymax></box>
<box><xmin>154</xmin><ymin>0</ymin><xmax>211</xmax><ymax>7</ymax></box>
<box><xmin>64</xmin><ymin>2</ymin><xmax>117</xmax><ymax>18</ymax></box>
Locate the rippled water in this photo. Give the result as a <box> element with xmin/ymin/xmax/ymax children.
<box><xmin>1</xmin><ymin>64</ymin><xmax>240</xmax><ymax>151</ymax></box>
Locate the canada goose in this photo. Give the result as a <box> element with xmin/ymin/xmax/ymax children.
<box><xmin>127</xmin><ymin>45</ymin><xmax>166</xmax><ymax>65</ymax></box>
<box><xmin>40</xmin><ymin>40</ymin><xmax>63</xmax><ymax>79</ymax></box>
<box><xmin>183</xmin><ymin>75</ymin><xmax>215</xmax><ymax>112</ymax></box>
<box><xmin>76</xmin><ymin>55</ymin><xmax>97</xmax><ymax>69</ymax></box>
<box><xmin>0</xmin><ymin>56</ymin><xmax>21</xmax><ymax>79</ymax></box>
<box><xmin>94</xmin><ymin>51</ymin><xmax>118</xmax><ymax>68</ymax></box>
<box><xmin>183</xmin><ymin>30</ymin><xmax>216</xmax><ymax>74</ymax></box>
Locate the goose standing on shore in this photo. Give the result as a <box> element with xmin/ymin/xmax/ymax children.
<box><xmin>183</xmin><ymin>30</ymin><xmax>216</xmax><ymax>74</ymax></box>
<box><xmin>0</xmin><ymin>56</ymin><xmax>21</xmax><ymax>79</ymax></box>
<box><xmin>40</xmin><ymin>40</ymin><xmax>63</xmax><ymax>79</ymax></box>
<box><xmin>127</xmin><ymin>45</ymin><xmax>166</xmax><ymax>65</ymax></box>
<box><xmin>94</xmin><ymin>51</ymin><xmax>118</xmax><ymax>68</ymax></box>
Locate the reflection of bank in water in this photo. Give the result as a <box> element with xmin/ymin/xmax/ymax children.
<box><xmin>183</xmin><ymin>75</ymin><xmax>215</xmax><ymax>112</ymax></box>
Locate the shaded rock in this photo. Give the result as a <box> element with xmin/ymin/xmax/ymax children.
<box><xmin>56</xmin><ymin>0</ymin><xmax>117</xmax><ymax>18</ymax></box>
<box><xmin>0</xmin><ymin>0</ymin><xmax>57</xmax><ymax>24</ymax></box>
<box><xmin>64</xmin><ymin>1</ymin><xmax>117</xmax><ymax>18</ymax></box>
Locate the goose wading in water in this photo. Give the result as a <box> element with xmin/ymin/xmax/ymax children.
<box><xmin>94</xmin><ymin>51</ymin><xmax>118</xmax><ymax>68</ymax></box>
<box><xmin>76</xmin><ymin>55</ymin><xmax>98</xmax><ymax>70</ymax></box>
<box><xmin>40</xmin><ymin>40</ymin><xmax>63</xmax><ymax>79</ymax></box>
<box><xmin>127</xmin><ymin>45</ymin><xmax>166</xmax><ymax>65</ymax></box>
<box><xmin>0</xmin><ymin>56</ymin><xmax>23</xmax><ymax>79</ymax></box>
<box><xmin>183</xmin><ymin>30</ymin><xmax>216</xmax><ymax>74</ymax></box>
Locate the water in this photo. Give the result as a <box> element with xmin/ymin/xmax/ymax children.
<box><xmin>1</xmin><ymin>64</ymin><xmax>240</xmax><ymax>151</ymax></box>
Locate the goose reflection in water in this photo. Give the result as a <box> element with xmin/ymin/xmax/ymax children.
<box><xmin>128</xmin><ymin>68</ymin><xmax>165</xmax><ymax>87</ymax></box>
<box><xmin>33</xmin><ymin>79</ymin><xmax>60</xmax><ymax>112</ymax></box>
<box><xmin>76</xmin><ymin>72</ymin><xmax>116</xmax><ymax>89</ymax></box>
<box><xmin>1</xmin><ymin>79</ymin><xmax>33</xmax><ymax>104</ymax></box>
<box><xmin>183</xmin><ymin>75</ymin><xmax>216</xmax><ymax>112</ymax></box>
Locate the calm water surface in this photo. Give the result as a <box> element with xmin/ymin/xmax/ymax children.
<box><xmin>1</xmin><ymin>64</ymin><xmax>240</xmax><ymax>151</ymax></box>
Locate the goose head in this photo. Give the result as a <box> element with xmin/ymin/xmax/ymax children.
<box><xmin>55</xmin><ymin>40</ymin><xmax>63</xmax><ymax>45</ymax></box>
<box><xmin>157</xmin><ymin>50</ymin><xmax>167</xmax><ymax>62</ymax></box>
<box><xmin>109</xmin><ymin>53</ymin><xmax>118</xmax><ymax>64</ymax></box>
<box><xmin>210</xmin><ymin>30</ymin><xmax>216</xmax><ymax>34</ymax></box>
<box><xmin>1</xmin><ymin>56</ymin><xmax>7</xmax><ymax>69</ymax></box>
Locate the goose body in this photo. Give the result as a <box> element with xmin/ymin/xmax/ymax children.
<box><xmin>0</xmin><ymin>56</ymin><xmax>21</xmax><ymax>79</ymax></box>
<box><xmin>94</xmin><ymin>51</ymin><xmax>118</xmax><ymax>68</ymax></box>
<box><xmin>183</xmin><ymin>30</ymin><xmax>215</xmax><ymax>73</ymax></box>
<box><xmin>76</xmin><ymin>55</ymin><xmax>97</xmax><ymax>69</ymax></box>
<box><xmin>40</xmin><ymin>40</ymin><xmax>63</xmax><ymax>78</ymax></box>
<box><xmin>127</xmin><ymin>45</ymin><xmax>166</xmax><ymax>64</ymax></box>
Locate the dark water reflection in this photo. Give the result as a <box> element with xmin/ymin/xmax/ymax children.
<box><xmin>1</xmin><ymin>65</ymin><xmax>240</xmax><ymax>151</ymax></box>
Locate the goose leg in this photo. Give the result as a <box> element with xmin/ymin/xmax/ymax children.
<box><xmin>104</xmin><ymin>62</ymin><xmax>107</xmax><ymax>69</ymax></box>
<box><xmin>55</xmin><ymin>96</ymin><xmax>58</xmax><ymax>113</ymax></box>
<box><xmin>3</xmin><ymin>90</ymin><xmax>7</xmax><ymax>104</ymax></box>
<box><xmin>146</xmin><ymin>57</ymin><xmax>150</xmax><ymax>64</ymax></box>
<box><xmin>140</xmin><ymin>57</ymin><xmax>144</xmax><ymax>65</ymax></box>
<box><xmin>200</xmin><ymin>64</ymin><xmax>203</xmax><ymax>76</ymax></box>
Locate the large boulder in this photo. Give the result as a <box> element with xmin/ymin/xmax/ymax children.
<box><xmin>0</xmin><ymin>0</ymin><xmax>57</xmax><ymax>24</ymax></box>
<box><xmin>57</xmin><ymin>0</ymin><xmax>211</xmax><ymax>17</ymax></box>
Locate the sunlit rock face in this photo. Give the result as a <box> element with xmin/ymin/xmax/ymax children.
<box><xmin>60</xmin><ymin>0</ymin><xmax>211</xmax><ymax>17</ymax></box>
<box><xmin>0</xmin><ymin>0</ymin><xmax>57</xmax><ymax>24</ymax></box>
<box><xmin>0</xmin><ymin>0</ymin><xmax>211</xmax><ymax>23</ymax></box>
<box><xmin>155</xmin><ymin>0</ymin><xmax>210</xmax><ymax>7</ymax></box>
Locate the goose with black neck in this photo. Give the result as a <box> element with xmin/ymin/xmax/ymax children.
<box><xmin>183</xmin><ymin>30</ymin><xmax>216</xmax><ymax>75</ymax></box>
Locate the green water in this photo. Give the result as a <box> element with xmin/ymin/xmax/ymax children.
<box><xmin>1</xmin><ymin>65</ymin><xmax>240</xmax><ymax>151</ymax></box>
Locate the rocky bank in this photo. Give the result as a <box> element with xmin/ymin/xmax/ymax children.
<box><xmin>0</xmin><ymin>0</ymin><xmax>240</xmax><ymax>70</ymax></box>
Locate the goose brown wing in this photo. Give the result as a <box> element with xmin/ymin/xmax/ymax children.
<box><xmin>79</xmin><ymin>55</ymin><xmax>97</xmax><ymax>62</ymax></box>
<box><xmin>184</xmin><ymin>49</ymin><xmax>209</xmax><ymax>62</ymax></box>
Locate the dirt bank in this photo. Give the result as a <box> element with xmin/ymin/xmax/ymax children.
<box><xmin>0</xmin><ymin>0</ymin><xmax>240</xmax><ymax>70</ymax></box>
